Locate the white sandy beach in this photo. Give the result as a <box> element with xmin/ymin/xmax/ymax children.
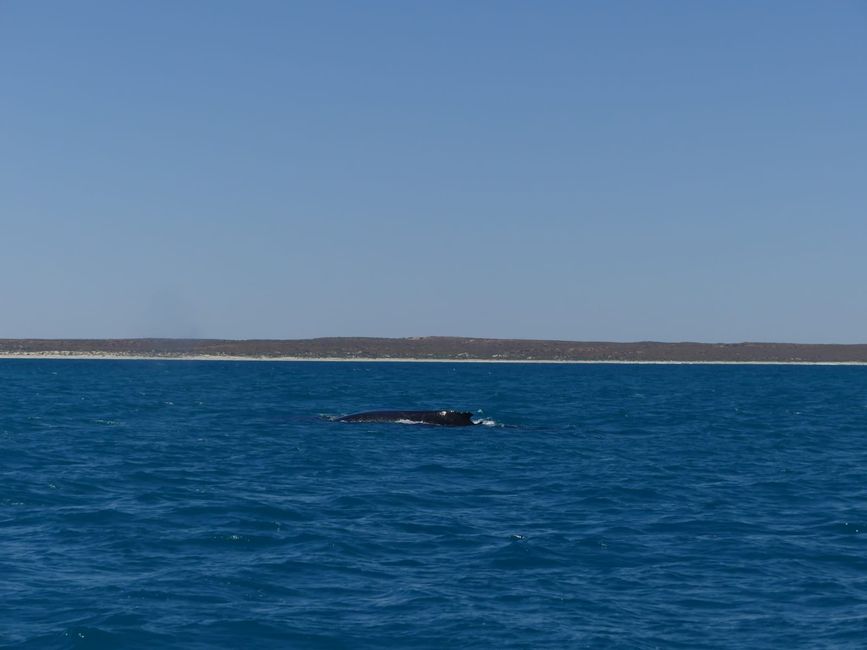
<box><xmin>0</xmin><ymin>352</ymin><xmax>865</xmax><ymax>366</ymax></box>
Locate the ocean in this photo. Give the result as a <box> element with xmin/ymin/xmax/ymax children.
<box><xmin>2</xmin><ymin>359</ymin><xmax>866</xmax><ymax>649</ymax></box>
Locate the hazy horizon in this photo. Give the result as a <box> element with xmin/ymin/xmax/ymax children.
<box><xmin>3</xmin><ymin>2</ymin><xmax>865</xmax><ymax>344</ymax></box>
<box><xmin>2</xmin><ymin>334</ymin><xmax>867</xmax><ymax>347</ymax></box>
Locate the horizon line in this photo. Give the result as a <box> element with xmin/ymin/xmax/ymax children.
<box><xmin>2</xmin><ymin>336</ymin><xmax>867</xmax><ymax>347</ymax></box>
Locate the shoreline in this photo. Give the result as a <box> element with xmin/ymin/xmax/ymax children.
<box><xmin>1</xmin><ymin>353</ymin><xmax>866</xmax><ymax>366</ymax></box>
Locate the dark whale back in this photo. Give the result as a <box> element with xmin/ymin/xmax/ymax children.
<box><xmin>337</xmin><ymin>410</ymin><xmax>475</xmax><ymax>426</ymax></box>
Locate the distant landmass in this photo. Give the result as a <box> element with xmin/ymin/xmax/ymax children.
<box><xmin>2</xmin><ymin>337</ymin><xmax>867</xmax><ymax>363</ymax></box>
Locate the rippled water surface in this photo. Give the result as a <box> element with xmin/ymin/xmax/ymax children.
<box><xmin>3</xmin><ymin>360</ymin><xmax>867</xmax><ymax>648</ymax></box>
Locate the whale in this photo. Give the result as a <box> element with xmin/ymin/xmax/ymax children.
<box><xmin>336</xmin><ymin>410</ymin><xmax>475</xmax><ymax>426</ymax></box>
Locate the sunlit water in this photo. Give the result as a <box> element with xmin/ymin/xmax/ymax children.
<box><xmin>2</xmin><ymin>360</ymin><xmax>867</xmax><ymax>648</ymax></box>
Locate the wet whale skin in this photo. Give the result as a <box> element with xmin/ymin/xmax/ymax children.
<box><xmin>337</xmin><ymin>410</ymin><xmax>475</xmax><ymax>426</ymax></box>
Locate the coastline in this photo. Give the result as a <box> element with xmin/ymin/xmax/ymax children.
<box><xmin>1</xmin><ymin>352</ymin><xmax>865</xmax><ymax>366</ymax></box>
<box><xmin>4</xmin><ymin>337</ymin><xmax>867</xmax><ymax>364</ymax></box>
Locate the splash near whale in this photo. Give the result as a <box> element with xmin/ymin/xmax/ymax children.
<box><xmin>336</xmin><ymin>410</ymin><xmax>475</xmax><ymax>426</ymax></box>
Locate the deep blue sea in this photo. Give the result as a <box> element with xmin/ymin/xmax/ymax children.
<box><xmin>3</xmin><ymin>360</ymin><xmax>867</xmax><ymax>649</ymax></box>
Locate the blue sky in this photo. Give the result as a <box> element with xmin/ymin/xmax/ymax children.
<box><xmin>2</xmin><ymin>1</ymin><xmax>865</xmax><ymax>342</ymax></box>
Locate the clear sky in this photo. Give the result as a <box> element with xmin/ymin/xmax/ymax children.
<box><xmin>2</xmin><ymin>1</ymin><xmax>865</xmax><ymax>342</ymax></box>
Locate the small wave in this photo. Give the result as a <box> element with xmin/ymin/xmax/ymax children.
<box><xmin>395</xmin><ymin>417</ymin><xmax>498</xmax><ymax>427</ymax></box>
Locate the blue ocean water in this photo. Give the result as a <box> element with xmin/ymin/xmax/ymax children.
<box><xmin>2</xmin><ymin>360</ymin><xmax>867</xmax><ymax>649</ymax></box>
